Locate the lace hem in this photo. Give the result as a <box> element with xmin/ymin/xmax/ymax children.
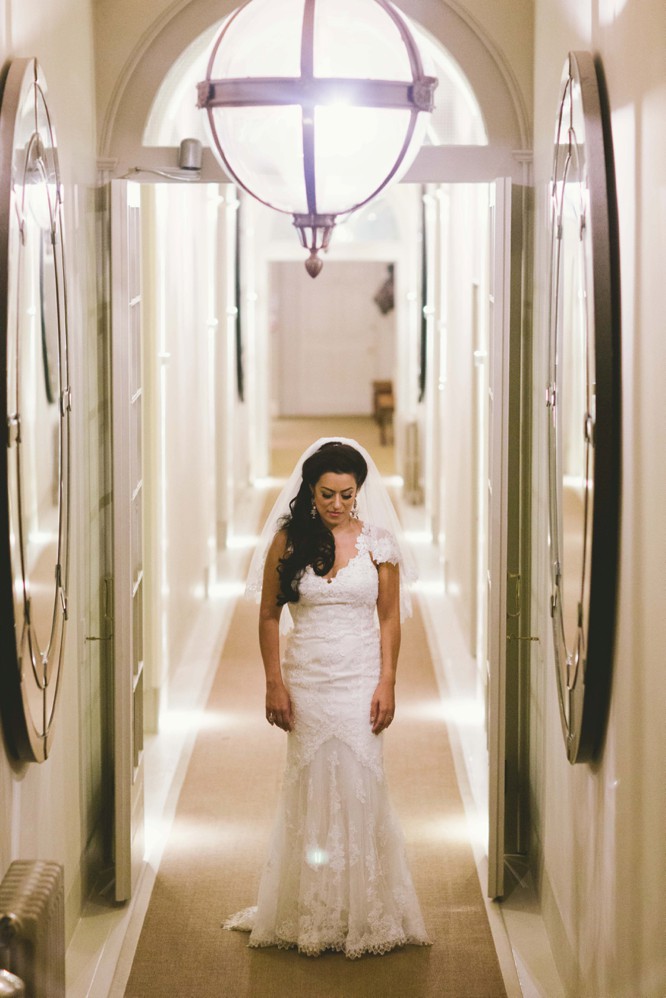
<box><xmin>247</xmin><ymin>930</ymin><xmax>432</xmax><ymax>960</ymax></box>
<box><xmin>223</xmin><ymin>905</ymin><xmax>257</xmax><ymax>932</ymax></box>
<box><xmin>224</xmin><ymin>907</ymin><xmax>432</xmax><ymax>959</ymax></box>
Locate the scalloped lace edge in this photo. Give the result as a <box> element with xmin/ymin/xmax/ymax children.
<box><xmin>247</xmin><ymin>935</ymin><xmax>432</xmax><ymax>959</ymax></box>
<box><xmin>223</xmin><ymin>908</ymin><xmax>432</xmax><ymax>959</ymax></box>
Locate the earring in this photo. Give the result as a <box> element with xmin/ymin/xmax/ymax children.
<box><xmin>351</xmin><ymin>498</ymin><xmax>359</xmax><ymax>519</ymax></box>
<box><xmin>310</xmin><ymin>497</ymin><xmax>318</xmax><ymax>519</ymax></box>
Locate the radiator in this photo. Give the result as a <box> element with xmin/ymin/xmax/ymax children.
<box><xmin>403</xmin><ymin>419</ymin><xmax>424</xmax><ymax>504</ymax></box>
<box><xmin>0</xmin><ymin>861</ymin><xmax>65</xmax><ymax>998</ymax></box>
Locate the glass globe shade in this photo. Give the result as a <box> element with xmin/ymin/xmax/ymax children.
<box><xmin>197</xmin><ymin>0</ymin><xmax>437</xmax><ymax>275</ymax></box>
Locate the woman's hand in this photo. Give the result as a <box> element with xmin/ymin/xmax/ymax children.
<box><xmin>370</xmin><ymin>679</ymin><xmax>395</xmax><ymax>734</ymax></box>
<box><xmin>266</xmin><ymin>681</ymin><xmax>294</xmax><ymax>732</ymax></box>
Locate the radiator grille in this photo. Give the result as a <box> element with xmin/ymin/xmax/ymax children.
<box><xmin>0</xmin><ymin>861</ymin><xmax>65</xmax><ymax>998</ymax></box>
<box><xmin>404</xmin><ymin>419</ymin><xmax>424</xmax><ymax>504</ymax></box>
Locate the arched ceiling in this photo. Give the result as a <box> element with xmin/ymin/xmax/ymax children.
<box><xmin>95</xmin><ymin>0</ymin><xmax>532</xmax><ymax>179</ymax></box>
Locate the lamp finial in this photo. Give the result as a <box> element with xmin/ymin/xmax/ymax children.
<box><xmin>305</xmin><ymin>252</ymin><xmax>323</xmax><ymax>278</ymax></box>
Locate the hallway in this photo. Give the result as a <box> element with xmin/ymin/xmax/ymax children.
<box><xmin>2</xmin><ymin>1</ymin><xmax>665</xmax><ymax>995</ymax></box>
<box><xmin>67</xmin><ymin>418</ymin><xmax>554</xmax><ymax>995</ymax></box>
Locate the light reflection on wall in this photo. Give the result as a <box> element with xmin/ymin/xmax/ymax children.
<box><xmin>598</xmin><ymin>0</ymin><xmax>630</xmax><ymax>26</ymax></box>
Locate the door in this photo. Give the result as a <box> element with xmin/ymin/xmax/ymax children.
<box><xmin>487</xmin><ymin>178</ymin><xmax>528</xmax><ymax>899</ymax></box>
<box><xmin>110</xmin><ymin>179</ymin><xmax>145</xmax><ymax>902</ymax></box>
<box><xmin>273</xmin><ymin>260</ymin><xmax>394</xmax><ymax>416</ymax></box>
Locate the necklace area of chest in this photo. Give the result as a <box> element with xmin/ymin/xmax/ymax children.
<box><xmin>324</xmin><ymin>528</ymin><xmax>364</xmax><ymax>583</ymax></box>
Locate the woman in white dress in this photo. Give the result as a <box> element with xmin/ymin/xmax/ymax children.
<box><xmin>226</xmin><ymin>438</ymin><xmax>429</xmax><ymax>958</ymax></box>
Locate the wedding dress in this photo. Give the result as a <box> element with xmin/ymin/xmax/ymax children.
<box><xmin>226</xmin><ymin>522</ymin><xmax>430</xmax><ymax>958</ymax></box>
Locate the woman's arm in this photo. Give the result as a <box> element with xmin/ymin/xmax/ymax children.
<box><xmin>259</xmin><ymin>531</ymin><xmax>294</xmax><ymax>731</ymax></box>
<box><xmin>370</xmin><ymin>560</ymin><xmax>401</xmax><ymax>734</ymax></box>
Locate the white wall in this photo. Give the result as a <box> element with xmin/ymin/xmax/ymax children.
<box><xmin>141</xmin><ymin>182</ymin><xmax>238</xmax><ymax>705</ymax></box>
<box><xmin>431</xmin><ymin>183</ymin><xmax>488</xmax><ymax>653</ymax></box>
<box><xmin>0</xmin><ymin>0</ymin><xmax>102</xmax><ymax>941</ymax></box>
<box><xmin>418</xmin><ymin>179</ymin><xmax>491</xmax><ymax>665</ymax></box>
<box><xmin>272</xmin><ymin>260</ymin><xmax>394</xmax><ymax>418</ymax></box>
<box><xmin>531</xmin><ymin>2</ymin><xmax>666</xmax><ymax>994</ymax></box>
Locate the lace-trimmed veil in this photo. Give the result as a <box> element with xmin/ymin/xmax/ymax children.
<box><xmin>245</xmin><ymin>437</ymin><xmax>417</xmax><ymax>624</ymax></box>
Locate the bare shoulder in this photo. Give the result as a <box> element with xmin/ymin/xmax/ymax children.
<box><xmin>264</xmin><ymin>529</ymin><xmax>288</xmax><ymax>571</ymax></box>
<box><xmin>261</xmin><ymin>530</ymin><xmax>288</xmax><ymax>612</ymax></box>
<box><xmin>269</xmin><ymin>528</ymin><xmax>289</xmax><ymax>557</ymax></box>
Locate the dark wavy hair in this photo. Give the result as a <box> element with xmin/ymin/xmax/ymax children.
<box><xmin>276</xmin><ymin>442</ymin><xmax>368</xmax><ymax>606</ymax></box>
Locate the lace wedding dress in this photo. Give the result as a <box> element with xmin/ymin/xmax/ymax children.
<box><xmin>225</xmin><ymin>523</ymin><xmax>430</xmax><ymax>958</ymax></box>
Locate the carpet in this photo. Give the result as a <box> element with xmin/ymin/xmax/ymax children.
<box><xmin>125</xmin><ymin>593</ymin><xmax>508</xmax><ymax>997</ymax></box>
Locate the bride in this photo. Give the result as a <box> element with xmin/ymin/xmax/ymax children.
<box><xmin>226</xmin><ymin>438</ymin><xmax>430</xmax><ymax>958</ymax></box>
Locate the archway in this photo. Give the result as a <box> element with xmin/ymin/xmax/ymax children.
<box><xmin>97</xmin><ymin>0</ymin><xmax>530</xmax><ymax>177</ymax></box>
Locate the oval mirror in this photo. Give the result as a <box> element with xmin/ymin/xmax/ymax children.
<box><xmin>0</xmin><ymin>58</ymin><xmax>71</xmax><ymax>762</ymax></box>
<box><xmin>547</xmin><ymin>51</ymin><xmax>620</xmax><ymax>763</ymax></box>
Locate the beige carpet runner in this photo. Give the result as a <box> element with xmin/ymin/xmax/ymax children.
<box><xmin>125</xmin><ymin>588</ymin><xmax>507</xmax><ymax>997</ymax></box>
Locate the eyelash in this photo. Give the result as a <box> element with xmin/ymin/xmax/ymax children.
<box><xmin>321</xmin><ymin>493</ymin><xmax>353</xmax><ymax>500</ymax></box>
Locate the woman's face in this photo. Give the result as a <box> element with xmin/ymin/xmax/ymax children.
<box><xmin>311</xmin><ymin>472</ymin><xmax>358</xmax><ymax>528</ymax></box>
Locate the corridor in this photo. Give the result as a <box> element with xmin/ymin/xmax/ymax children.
<box><xmin>2</xmin><ymin>1</ymin><xmax>665</xmax><ymax>995</ymax></box>
<box><xmin>67</xmin><ymin>418</ymin><xmax>556</xmax><ymax>996</ymax></box>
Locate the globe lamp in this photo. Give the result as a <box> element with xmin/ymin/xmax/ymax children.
<box><xmin>197</xmin><ymin>0</ymin><xmax>437</xmax><ymax>276</ymax></box>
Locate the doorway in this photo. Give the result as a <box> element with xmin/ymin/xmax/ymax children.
<box><xmin>271</xmin><ymin>260</ymin><xmax>396</xmax><ymax>419</ymax></box>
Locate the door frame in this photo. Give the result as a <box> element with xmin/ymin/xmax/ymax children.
<box><xmin>110</xmin><ymin>179</ymin><xmax>145</xmax><ymax>902</ymax></box>
<box><xmin>487</xmin><ymin>177</ymin><xmax>532</xmax><ymax>899</ymax></box>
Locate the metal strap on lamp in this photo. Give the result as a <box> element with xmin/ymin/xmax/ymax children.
<box><xmin>197</xmin><ymin>0</ymin><xmax>436</xmax><ymax>275</ymax></box>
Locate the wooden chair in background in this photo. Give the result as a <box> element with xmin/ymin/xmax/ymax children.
<box><xmin>372</xmin><ymin>380</ymin><xmax>394</xmax><ymax>445</ymax></box>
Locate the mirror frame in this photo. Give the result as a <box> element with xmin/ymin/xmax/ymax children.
<box><xmin>0</xmin><ymin>58</ymin><xmax>71</xmax><ymax>763</ymax></box>
<box><xmin>547</xmin><ymin>51</ymin><xmax>621</xmax><ymax>764</ymax></box>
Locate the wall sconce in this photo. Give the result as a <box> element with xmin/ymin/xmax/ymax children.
<box><xmin>197</xmin><ymin>0</ymin><xmax>437</xmax><ymax>276</ymax></box>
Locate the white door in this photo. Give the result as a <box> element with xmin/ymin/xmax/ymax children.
<box><xmin>487</xmin><ymin>177</ymin><xmax>523</xmax><ymax>900</ymax></box>
<box><xmin>273</xmin><ymin>260</ymin><xmax>393</xmax><ymax>416</ymax></box>
<box><xmin>110</xmin><ymin>180</ymin><xmax>145</xmax><ymax>902</ymax></box>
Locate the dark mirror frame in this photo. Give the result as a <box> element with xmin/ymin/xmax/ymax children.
<box><xmin>547</xmin><ymin>51</ymin><xmax>621</xmax><ymax>763</ymax></box>
<box><xmin>418</xmin><ymin>188</ymin><xmax>427</xmax><ymax>403</ymax></box>
<box><xmin>0</xmin><ymin>58</ymin><xmax>71</xmax><ymax>763</ymax></box>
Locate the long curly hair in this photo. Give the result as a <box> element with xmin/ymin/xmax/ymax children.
<box><xmin>276</xmin><ymin>441</ymin><xmax>368</xmax><ymax>606</ymax></box>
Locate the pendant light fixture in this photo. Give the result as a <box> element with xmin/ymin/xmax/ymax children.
<box><xmin>197</xmin><ymin>0</ymin><xmax>437</xmax><ymax>276</ymax></box>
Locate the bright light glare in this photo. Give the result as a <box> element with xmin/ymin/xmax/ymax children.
<box><xmin>412</xmin><ymin>579</ymin><xmax>446</xmax><ymax>596</ymax></box>
<box><xmin>159</xmin><ymin>708</ymin><xmax>231</xmax><ymax>735</ymax></box>
<box><xmin>152</xmin><ymin>817</ymin><xmax>237</xmax><ymax>856</ymax></box>
<box><xmin>598</xmin><ymin>0</ymin><xmax>630</xmax><ymax>25</ymax></box>
<box><xmin>227</xmin><ymin>533</ymin><xmax>259</xmax><ymax>550</ymax></box>
<box><xmin>316</xmin><ymin>105</ymin><xmax>376</xmax><ymax>157</ymax></box>
<box><xmin>144</xmin><ymin>816</ymin><xmax>175</xmax><ymax>858</ymax></box>
<box><xmin>405</xmin><ymin>697</ymin><xmax>484</xmax><ymax>729</ymax></box>
<box><xmin>315</xmin><ymin>106</ymin><xmax>414</xmax><ymax>213</ymax></box>
<box><xmin>411</xmin><ymin>814</ymin><xmax>487</xmax><ymax>848</ymax></box>
<box><xmin>254</xmin><ymin>476</ymin><xmax>286</xmax><ymax>490</ymax></box>
<box><xmin>208</xmin><ymin>580</ymin><xmax>246</xmax><ymax>599</ymax></box>
<box><xmin>404</xmin><ymin>530</ymin><xmax>432</xmax><ymax>545</ymax></box>
<box><xmin>306</xmin><ymin>848</ymin><xmax>330</xmax><ymax>867</ymax></box>
<box><xmin>563</xmin><ymin>474</ymin><xmax>591</xmax><ymax>490</ymax></box>
<box><xmin>28</xmin><ymin>530</ymin><xmax>58</xmax><ymax>546</ymax></box>
<box><xmin>159</xmin><ymin>708</ymin><xmax>203</xmax><ymax>734</ymax></box>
